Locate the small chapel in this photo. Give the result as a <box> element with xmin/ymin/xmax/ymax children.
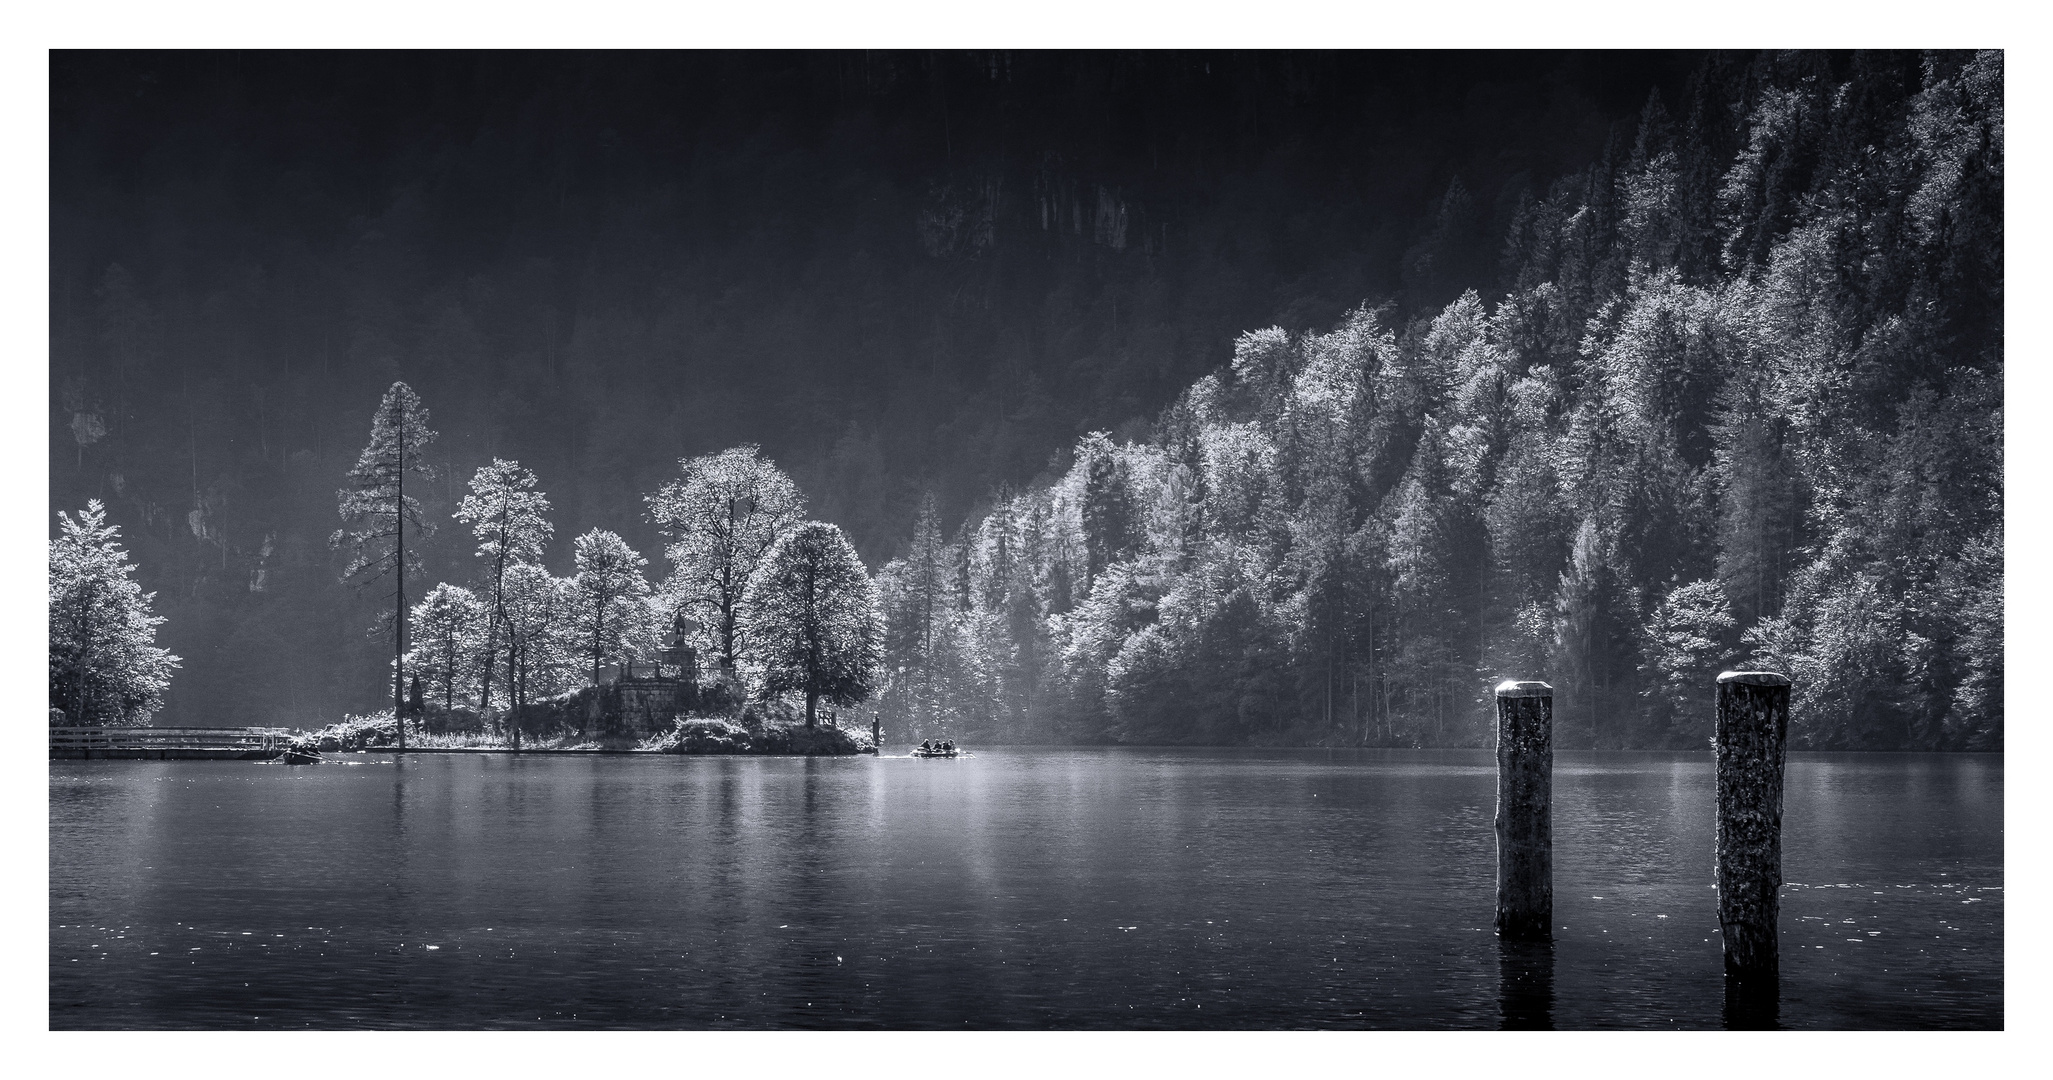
<box><xmin>589</xmin><ymin>612</ymin><xmax>703</xmax><ymax>735</ymax></box>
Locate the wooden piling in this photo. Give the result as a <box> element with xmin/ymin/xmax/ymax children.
<box><xmin>1715</xmin><ymin>670</ymin><xmax>1790</xmax><ymax>981</ymax></box>
<box><xmin>1494</xmin><ymin>680</ymin><xmax>1552</xmax><ymax>940</ymax></box>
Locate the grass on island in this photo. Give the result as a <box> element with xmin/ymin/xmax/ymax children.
<box><xmin>291</xmin><ymin>703</ymin><xmax>876</xmax><ymax>756</ymax></box>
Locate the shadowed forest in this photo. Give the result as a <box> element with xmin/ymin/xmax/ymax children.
<box><xmin>49</xmin><ymin>51</ymin><xmax>2000</xmax><ymax>748</ymax></box>
<box><xmin>877</xmin><ymin>51</ymin><xmax>2001</xmax><ymax>750</ymax></box>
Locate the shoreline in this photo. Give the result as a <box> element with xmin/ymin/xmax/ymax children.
<box><xmin>51</xmin><ymin>750</ymin><xmax>880</xmax><ymax>761</ymax></box>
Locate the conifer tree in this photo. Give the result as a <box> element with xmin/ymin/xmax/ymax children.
<box><xmin>49</xmin><ymin>500</ymin><xmax>180</xmax><ymax>725</ymax></box>
<box><xmin>887</xmin><ymin>492</ymin><xmax>952</xmax><ymax>729</ymax></box>
<box><xmin>1639</xmin><ymin>578</ymin><xmax>1736</xmax><ymax>742</ymax></box>
<box><xmin>1710</xmin><ymin>372</ymin><xmax>1802</xmax><ymax>631</ymax></box>
<box><xmin>1080</xmin><ymin>433</ymin><xmax>1139</xmax><ymax>588</ymax></box>
<box><xmin>331</xmin><ymin>381</ymin><xmax>436</xmax><ymax>749</ymax></box>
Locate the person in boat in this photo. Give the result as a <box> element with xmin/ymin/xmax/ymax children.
<box><xmin>919</xmin><ymin>740</ymin><xmax>932</xmax><ymax>753</ymax></box>
<box><xmin>941</xmin><ymin>740</ymin><xmax>955</xmax><ymax>753</ymax></box>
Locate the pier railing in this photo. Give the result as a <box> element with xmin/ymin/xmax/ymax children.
<box><xmin>50</xmin><ymin>726</ymin><xmax>292</xmax><ymax>757</ymax></box>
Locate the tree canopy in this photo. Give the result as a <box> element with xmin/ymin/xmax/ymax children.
<box><xmin>405</xmin><ymin>582</ymin><xmax>483</xmax><ymax>714</ymax></box>
<box><xmin>647</xmin><ymin>445</ymin><xmax>807</xmax><ymax>677</ymax></box>
<box><xmin>570</xmin><ymin>528</ymin><xmax>660</xmax><ymax>722</ymax></box>
<box><xmin>739</xmin><ymin>521</ymin><xmax>884</xmax><ymax>727</ymax></box>
<box><xmin>454</xmin><ymin>458</ymin><xmax>554</xmax><ymax>720</ymax></box>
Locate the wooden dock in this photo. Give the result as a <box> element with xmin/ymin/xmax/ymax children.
<box><xmin>50</xmin><ymin>726</ymin><xmax>292</xmax><ymax>760</ymax></box>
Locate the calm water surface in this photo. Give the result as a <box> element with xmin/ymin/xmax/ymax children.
<box><xmin>49</xmin><ymin>748</ymin><xmax>2001</xmax><ymax>1029</ymax></box>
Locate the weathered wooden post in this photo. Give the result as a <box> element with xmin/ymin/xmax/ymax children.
<box><xmin>1494</xmin><ymin>680</ymin><xmax>1552</xmax><ymax>940</ymax></box>
<box><xmin>1715</xmin><ymin>670</ymin><xmax>1790</xmax><ymax>985</ymax></box>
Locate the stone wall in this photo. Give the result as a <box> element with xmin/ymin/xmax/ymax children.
<box><xmin>592</xmin><ymin>679</ymin><xmax>698</xmax><ymax>737</ymax></box>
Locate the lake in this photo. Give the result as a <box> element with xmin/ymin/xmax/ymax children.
<box><xmin>49</xmin><ymin>747</ymin><xmax>2002</xmax><ymax>1029</ymax></box>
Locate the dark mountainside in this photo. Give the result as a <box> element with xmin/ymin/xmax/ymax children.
<box><xmin>50</xmin><ymin>52</ymin><xmax>1998</xmax><ymax>750</ymax></box>
<box><xmin>869</xmin><ymin>51</ymin><xmax>2002</xmax><ymax>752</ymax></box>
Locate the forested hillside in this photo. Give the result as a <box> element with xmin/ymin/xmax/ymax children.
<box><xmin>872</xmin><ymin>51</ymin><xmax>2003</xmax><ymax>750</ymax></box>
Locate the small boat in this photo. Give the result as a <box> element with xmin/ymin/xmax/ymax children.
<box><xmin>282</xmin><ymin>748</ymin><xmax>324</xmax><ymax>765</ymax></box>
<box><xmin>910</xmin><ymin>745</ymin><xmax>962</xmax><ymax>758</ymax></box>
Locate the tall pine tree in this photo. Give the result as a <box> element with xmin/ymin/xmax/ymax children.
<box><xmin>331</xmin><ymin>381</ymin><xmax>435</xmax><ymax>749</ymax></box>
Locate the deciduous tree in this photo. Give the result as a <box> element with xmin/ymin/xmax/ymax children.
<box><xmin>406</xmin><ymin>583</ymin><xmax>484</xmax><ymax>713</ymax></box>
<box><xmin>738</xmin><ymin>521</ymin><xmax>883</xmax><ymax>727</ymax></box>
<box><xmin>570</xmin><ymin>529</ymin><xmax>658</xmax><ymax>734</ymax></box>
<box><xmin>501</xmin><ymin>563</ymin><xmax>575</xmax><ymax>738</ymax></box>
<box><xmin>454</xmin><ymin>459</ymin><xmax>554</xmax><ymax>726</ymax></box>
<box><xmin>647</xmin><ymin>445</ymin><xmax>806</xmax><ymax>678</ymax></box>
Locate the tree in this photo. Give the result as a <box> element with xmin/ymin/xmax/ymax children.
<box><xmin>1384</xmin><ymin>419</ymin><xmax>1477</xmax><ymax>743</ymax></box>
<box><xmin>330</xmin><ymin>381</ymin><xmax>436</xmax><ymax>749</ymax></box>
<box><xmin>1552</xmin><ymin>516</ymin><xmax>1630</xmax><ymax>749</ymax></box>
<box><xmin>501</xmin><ymin>563</ymin><xmax>574</xmax><ymax>716</ymax></box>
<box><xmin>453</xmin><ymin>459</ymin><xmax>554</xmax><ymax>727</ymax></box>
<box><xmin>738</xmin><ymin>521</ymin><xmax>884</xmax><ymax>727</ymax></box>
<box><xmin>881</xmin><ymin>492</ymin><xmax>952</xmax><ymax>730</ymax></box>
<box><xmin>1935</xmin><ymin>525</ymin><xmax>2002</xmax><ymax>749</ymax></box>
<box><xmin>1710</xmin><ymin>370</ymin><xmax>1802</xmax><ymax>630</ymax></box>
<box><xmin>1080</xmin><ymin>432</ymin><xmax>1140</xmax><ymax>588</ymax></box>
<box><xmin>570</xmin><ymin>529</ymin><xmax>657</xmax><ymax>734</ymax></box>
<box><xmin>49</xmin><ymin>500</ymin><xmax>180</xmax><ymax>725</ymax></box>
<box><xmin>1106</xmin><ymin>623</ymin><xmax>1180</xmax><ymax>742</ymax></box>
<box><xmin>1639</xmin><ymin>578</ymin><xmax>1736</xmax><ymax>743</ymax></box>
<box><xmin>647</xmin><ymin>445</ymin><xmax>806</xmax><ymax>677</ymax></box>
<box><xmin>406</xmin><ymin>583</ymin><xmax>484</xmax><ymax>713</ymax></box>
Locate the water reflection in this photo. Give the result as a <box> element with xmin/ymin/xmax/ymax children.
<box><xmin>1722</xmin><ymin>971</ymin><xmax>1779</xmax><ymax>1030</ymax></box>
<box><xmin>391</xmin><ymin>758</ymin><xmax>408</xmax><ymax>844</ymax></box>
<box><xmin>49</xmin><ymin>750</ymin><xmax>2001</xmax><ymax>1029</ymax></box>
<box><xmin>1497</xmin><ymin>937</ymin><xmax>1554</xmax><ymax>1029</ymax></box>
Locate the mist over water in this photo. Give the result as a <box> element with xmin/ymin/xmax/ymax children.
<box><xmin>50</xmin><ymin>749</ymin><xmax>2000</xmax><ymax>1028</ymax></box>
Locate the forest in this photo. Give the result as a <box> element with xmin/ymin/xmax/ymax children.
<box><xmin>867</xmin><ymin>51</ymin><xmax>2003</xmax><ymax>750</ymax></box>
